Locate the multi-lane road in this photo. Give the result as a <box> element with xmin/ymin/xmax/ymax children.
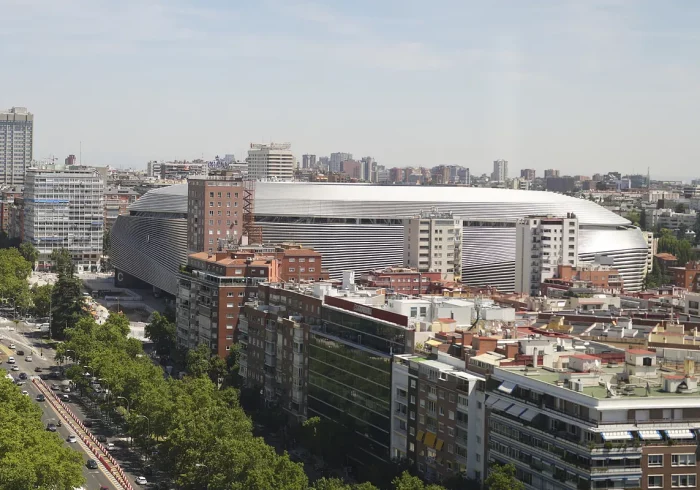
<box><xmin>0</xmin><ymin>322</ymin><xmax>143</xmax><ymax>490</ymax></box>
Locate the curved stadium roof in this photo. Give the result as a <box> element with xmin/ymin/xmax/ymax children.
<box><xmin>129</xmin><ymin>184</ymin><xmax>188</xmax><ymax>215</ymax></box>
<box><xmin>253</xmin><ymin>182</ymin><xmax>631</xmax><ymax>226</ymax></box>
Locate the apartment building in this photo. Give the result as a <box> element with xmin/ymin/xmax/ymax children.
<box><xmin>187</xmin><ymin>171</ymin><xmax>246</xmax><ymax>254</ymax></box>
<box><xmin>482</xmin><ymin>347</ymin><xmax>700</xmax><ymax>490</ymax></box>
<box><xmin>24</xmin><ymin>168</ymin><xmax>104</xmax><ymax>272</ymax></box>
<box><xmin>176</xmin><ymin>251</ymin><xmax>278</xmax><ymax>358</ymax></box>
<box><xmin>103</xmin><ymin>186</ymin><xmax>139</xmax><ymax>231</ymax></box>
<box><xmin>0</xmin><ymin>186</ymin><xmax>22</xmax><ymax>234</ymax></box>
<box><xmin>645</xmin><ymin>208</ymin><xmax>697</xmax><ymax>231</ymax></box>
<box><xmin>644</xmin><ymin>231</ymin><xmax>657</xmax><ymax>277</ymax></box>
<box><xmin>555</xmin><ymin>263</ymin><xmax>624</xmax><ymax>293</ymax></box>
<box><xmin>391</xmin><ymin>353</ymin><xmax>486</xmax><ymax>483</ymax></box>
<box><xmin>403</xmin><ymin>210</ymin><xmax>463</xmax><ymax>282</ymax></box>
<box><xmin>685</xmin><ymin>292</ymin><xmax>700</xmax><ymax>317</ymax></box>
<box><xmin>491</xmin><ymin>160</ymin><xmax>508</xmax><ymax>182</ymax></box>
<box><xmin>147</xmin><ymin>160</ymin><xmax>207</xmax><ymax>180</ymax></box>
<box><xmin>544</xmin><ymin>169</ymin><xmax>561</xmax><ymax>178</ymax></box>
<box><xmin>247</xmin><ymin>143</ymin><xmax>295</xmax><ymax>181</ymax></box>
<box><xmin>515</xmin><ymin>214</ymin><xmax>579</xmax><ymax>296</ymax></box>
<box><xmin>359</xmin><ymin>267</ymin><xmax>442</xmax><ymax>295</ymax></box>
<box><xmin>521</xmin><ymin>169</ymin><xmax>536</xmax><ymax>181</ymax></box>
<box><xmin>0</xmin><ymin>107</ymin><xmax>33</xmax><ymax>185</ymax></box>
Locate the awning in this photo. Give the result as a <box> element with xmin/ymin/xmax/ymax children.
<box><xmin>424</xmin><ymin>432</ymin><xmax>437</xmax><ymax>448</ymax></box>
<box><xmin>416</xmin><ymin>430</ymin><xmax>425</xmax><ymax>442</ymax></box>
<box><xmin>485</xmin><ymin>396</ymin><xmax>501</xmax><ymax>408</ymax></box>
<box><xmin>506</xmin><ymin>403</ymin><xmax>527</xmax><ymax>417</ymax></box>
<box><xmin>520</xmin><ymin>409</ymin><xmax>538</xmax><ymax>422</ymax></box>
<box><xmin>601</xmin><ymin>431</ymin><xmax>633</xmax><ymax>441</ymax></box>
<box><xmin>498</xmin><ymin>381</ymin><xmax>517</xmax><ymax>394</ymax></box>
<box><xmin>665</xmin><ymin>429</ymin><xmax>696</xmax><ymax>440</ymax></box>
<box><xmin>491</xmin><ymin>399</ymin><xmax>513</xmax><ymax>412</ymax></box>
<box><xmin>606</xmin><ymin>456</ymin><xmax>626</xmax><ymax>460</ymax></box>
<box><xmin>638</xmin><ymin>430</ymin><xmax>662</xmax><ymax>440</ymax></box>
<box><xmin>426</xmin><ymin>339</ymin><xmax>442</xmax><ymax>347</ymax></box>
<box><xmin>436</xmin><ymin>439</ymin><xmax>444</xmax><ymax>451</ymax></box>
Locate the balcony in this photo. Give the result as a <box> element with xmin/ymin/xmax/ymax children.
<box><xmin>264</xmin><ymin>354</ymin><xmax>276</xmax><ymax>368</ymax></box>
<box><xmin>238</xmin><ymin>319</ymin><xmax>248</xmax><ymax>334</ymax></box>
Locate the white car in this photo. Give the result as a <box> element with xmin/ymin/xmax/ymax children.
<box><xmin>107</xmin><ymin>442</ymin><xmax>115</xmax><ymax>450</ymax></box>
<box><xmin>8</xmin><ymin>343</ymin><xmax>15</xmax><ymax>349</ymax></box>
<box><xmin>7</xmin><ymin>357</ymin><xmax>15</xmax><ymax>364</ymax></box>
<box><xmin>11</xmin><ymin>365</ymin><xmax>19</xmax><ymax>371</ymax></box>
<box><xmin>21</xmin><ymin>390</ymin><xmax>28</xmax><ymax>396</ymax></box>
<box><xmin>67</xmin><ymin>434</ymin><xmax>77</xmax><ymax>443</ymax></box>
<box><xmin>25</xmin><ymin>356</ymin><xmax>32</xmax><ymax>362</ymax></box>
<box><xmin>136</xmin><ymin>477</ymin><xmax>148</xmax><ymax>485</ymax></box>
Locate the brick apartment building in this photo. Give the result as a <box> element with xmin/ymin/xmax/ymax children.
<box><xmin>359</xmin><ymin>267</ymin><xmax>442</xmax><ymax>295</ymax></box>
<box><xmin>176</xmin><ymin>246</ymin><xmax>327</xmax><ymax>358</ymax></box>
<box><xmin>103</xmin><ymin>186</ymin><xmax>139</xmax><ymax>231</ymax></box>
<box><xmin>554</xmin><ymin>263</ymin><xmax>624</xmax><ymax>293</ymax></box>
<box><xmin>669</xmin><ymin>261</ymin><xmax>700</xmax><ymax>290</ymax></box>
<box><xmin>187</xmin><ymin>171</ymin><xmax>246</xmax><ymax>254</ymax></box>
<box><xmin>0</xmin><ymin>187</ymin><xmax>22</xmax><ymax>235</ymax></box>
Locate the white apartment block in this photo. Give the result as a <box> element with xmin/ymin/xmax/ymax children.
<box><xmin>404</xmin><ymin>210</ymin><xmax>463</xmax><ymax>281</ymax></box>
<box><xmin>643</xmin><ymin>231</ymin><xmax>657</xmax><ymax>276</ymax></box>
<box><xmin>0</xmin><ymin>107</ymin><xmax>33</xmax><ymax>185</ymax></box>
<box><xmin>645</xmin><ymin>208</ymin><xmax>697</xmax><ymax>231</ymax></box>
<box><xmin>24</xmin><ymin>168</ymin><xmax>104</xmax><ymax>272</ymax></box>
<box><xmin>491</xmin><ymin>159</ymin><xmax>508</xmax><ymax>182</ymax></box>
<box><xmin>247</xmin><ymin>143</ymin><xmax>295</xmax><ymax>181</ymax></box>
<box><xmin>515</xmin><ymin>214</ymin><xmax>579</xmax><ymax>295</ymax></box>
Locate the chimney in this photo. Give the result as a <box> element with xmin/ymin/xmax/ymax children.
<box><xmin>685</xmin><ymin>357</ymin><xmax>696</xmax><ymax>377</ymax></box>
<box><xmin>504</xmin><ymin>343</ymin><xmax>518</xmax><ymax>359</ymax></box>
<box><xmin>532</xmin><ymin>347</ymin><xmax>539</xmax><ymax>368</ymax></box>
<box><xmin>461</xmin><ymin>331</ymin><xmax>474</xmax><ymax>347</ymax></box>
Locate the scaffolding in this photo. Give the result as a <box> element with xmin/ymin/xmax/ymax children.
<box><xmin>243</xmin><ymin>179</ymin><xmax>263</xmax><ymax>245</ymax></box>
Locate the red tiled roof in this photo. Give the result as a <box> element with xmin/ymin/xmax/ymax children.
<box><xmin>627</xmin><ymin>349</ymin><xmax>656</xmax><ymax>355</ymax></box>
<box><xmin>437</xmin><ymin>318</ymin><xmax>457</xmax><ymax>323</ymax></box>
<box><xmin>570</xmin><ymin>354</ymin><xmax>600</xmax><ymax>360</ymax></box>
<box><xmin>655</xmin><ymin>253</ymin><xmax>677</xmax><ymax>260</ymax></box>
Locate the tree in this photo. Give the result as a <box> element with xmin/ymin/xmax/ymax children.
<box><xmin>677</xmin><ymin>224</ymin><xmax>689</xmax><ymax>240</ymax></box>
<box><xmin>50</xmin><ymin>272</ymin><xmax>87</xmax><ymax>339</ymax></box>
<box><xmin>30</xmin><ymin>284</ymin><xmax>53</xmax><ymax>318</ymax></box>
<box><xmin>391</xmin><ymin>471</ymin><xmax>444</xmax><ymax>490</ymax></box>
<box><xmin>103</xmin><ymin>230</ymin><xmax>111</xmax><ymax>254</ymax></box>
<box><xmin>625</xmin><ymin>210</ymin><xmax>640</xmax><ymax>227</ymax></box>
<box><xmin>186</xmin><ymin>343</ymin><xmax>212</xmax><ymax>378</ymax></box>
<box><xmin>484</xmin><ymin>463</ymin><xmax>523</xmax><ymax>490</ymax></box>
<box><xmin>145</xmin><ymin>311</ymin><xmax>177</xmax><ymax>356</ymax></box>
<box><xmin>640</xmin><ymin>208</ymin><xmax>647</xmax><ymax>230</ymax></box>
<box><xmin>50</xmin><ymin>248</ymin><xmax>74</xmax><ymax>276</ymax></box>
<box><xmin>0</xmin><ymin>378</ymin><xmax>86</xmax><ymax>489</ymax></box>
<box><xmin>0</xmin><ymin>248</ymin><xmax>32</xmax><ymax>299</ymax></box>
<box><xmin>18</xmin><ymin>241</ymin><xmax>38</xmax><ymax>269</ymax></box>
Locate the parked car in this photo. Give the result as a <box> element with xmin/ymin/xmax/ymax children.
<box><xmin>61</xmin><ymin>394</ymin><xmax>69</xmax><ymax>401</ymax></box>
<box><xmin>83</xmin><ymin>419</ymin><xmax>93</xmax><ymax>428</ymax></box>
<box><xmin>96</xmin><ymin>434</ymin><xmax>107</xmax><ymax>443</ymax></box>
<box><xmin>36</xmin><ymin>394</ymin><xmax>45</xmax><ymax>402</ymax></box>
<box><xmin>34</xmin><ymin>366</ymin><xmax>42</xmax><ymax>372</ymax></box>
<box><xmin>67</xmin><ymin>434</ymin><xmax>77</xmax><ymax>443</ymax></box>
<box><xmin>86</xmin><ymin>459</ymin><xmax>98</xmax><ymax>469</ymax></box>
<box><xmin>8</xmin><ymin>343</ymin><xmax>15</xmax><ymax>349</ymax></box>
<box><xmin>25</xmin><ymin>356</ymin><xmax>32</xmax><ymax>362</ymax></box>
<box><xmin>7</xmin><ymin>357</ymin><xmax>15</xmax><ymax>364</ymax></box>
<box><xmin>46</xmin><ymin>423</ymin><xmax>57</xmax><ymax>432</ymax></box>
<box><xmin>136</xmin><ymin>477</ymin><xmax>148</xmax><ymax>485</ymax></box>
<box><xmin>107</xmin><ymin>442</ymin><xmax>115</xmax><ymax>450</ymax></box>
<box><xmin>21</xmin><ymin>390</ymin><xmax>28</xmax><ymax>396</ymax></box>
<box><xmin>62</xmin><ymin>386</ymin><xmax>71</xmax><ymax>393</ymax></box>
<box><xmin>18</xmin><ymin>372</ymin><xmax>27</xmax><ymax>380</ymax></box>
<box><xmin>11</xmin><ymin>365</ymin><xmax>19</xmax><ymax>371</ymax></box>
<box><xmin>51</xmin><ymin>384</ymin><xmax>60</xmax><ymax>391</ymax></box>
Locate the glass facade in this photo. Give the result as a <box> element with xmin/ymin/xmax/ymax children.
<box><xmin>307</xmin><ymin>307</ymin><xmax>409</xmax><ymax>465</ymax></box>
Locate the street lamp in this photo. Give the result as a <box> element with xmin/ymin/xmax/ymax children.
<box><xmin>116</xmin><ymin>396</ymin><xmax>131</xmax><ymax>413</ymax></box>
<box><xmin>195</xmin><ymin>463</ymin><xmax>210</xmax><ymax>490</ymax></box>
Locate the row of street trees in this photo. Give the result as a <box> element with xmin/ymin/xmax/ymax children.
<box><xmin>59</xmin><ymin>311</ymin><xmax>521</xmax><ymax>489</ymax></box>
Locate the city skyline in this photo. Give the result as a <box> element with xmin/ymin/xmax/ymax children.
<box><xmin>4</xmin><ymin>1</ymin><xmax>700</xmax><ymax>179</ymax></box>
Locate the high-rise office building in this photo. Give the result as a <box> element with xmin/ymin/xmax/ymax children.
<box><xmin>0</xmin><ymin>107</ymin><xmax>33</xmax><ymax>185</ymax></box>
<box><xmin>515</xmin><ymin>214</ymin><xmax>579</xmax><ymax>295</ymax></box>
<box><xmin>247</xmin><ymin>143</ymin><xmax>294</xmax><ymax>181</ymax></box>
<box><xmin>544</xmin><ymin>169</ymin><xmax>560</xmax><ymax>178</ymax></box>
<box><xmin>404</xmin><ymin>210</ymin><xmax>463</xmax><ymax>281</ymax></box>
<box><xmin>302</xmin><ymin>154</ymin><xmax>316</xmax><ymax>169</ymax></box>
<box><xmin>491</xmin><ymin>159</ymin><xmax>508</xmax><ymax>182</ymax></box>
<box><xmin>329</xmin><ymin>152</ymin><xmax>352</xmax><ymax>173</ymax></box>
<box><xmin>187</xmin><ymin>171</ymin><xmax>246</xmax><ymax>254</ymax></box>
<box><xmin>520</xmin><ymin>168</ymin><xmax>536</xmax><ymax>181</ymax></box>
<box><xmin>24</xmin><ymin>168</ymin><xmax>104</xmax><ymax>272</ymax></box>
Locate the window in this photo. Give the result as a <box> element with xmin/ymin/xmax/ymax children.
<box><xmin>420</xmin><ymin>399</ymin><xmax>425</xmax><ymax>408</ymax></box>
<box><xmin>289</xmin><ymin>258</ymin><xmax>296</xmax><ymax>263</ymax></box>
<box><xmin>309</xmin><ymin>268</ymin><xmax>315</xmax><ymax>272</ymax></box>
<box><xmin>209</xmin><ymin>201</ymin><xmax>214</xmax><ymax>207</ymax></box>
<box><xmin>409</xmin><ymin>442</ymin><xmax>415</xmax><ymax>452</ymax></box>
<box><xmin>226</xmin><ymin>324</ymin><xmax>233</xmax><ymax>330</ymax></box>
<box><xmin>447</xmin><ymin>444</ymin><xmax>453</xmax><ymax>454</ymax></box>
<box><xmin>672</xmin><ymin>454</ymin><xmax>696</xmax><ymax>466</ymax></box>
<box><xmin>649</xmin><ymin>455</ymin><xmax>663</xmax><ymax>467</ymax></box>
<box><xmin>299</xmin><ymin>258</ymin><xmax>305</xmax><ymax>263</ymax></box>
<box><xmin>448</xmin><ymin>410</ymin><xmax>454</xmax><ymax>420</ymax></box>
<box><xmin>289</xmin><ymin>268</ymin><xmax>295</xmax><ymax>272</ymax></box>
<box><xmin>671</xmin><ymin>474</ymin><xmax>696</xmax><ymax>487</ymax></box>
<box><xmin>409</xmin><ymin>411</ymin><xmax>415</xmax><ymax>420</ymax></box>
<box><xmin>309</xmin><ymin>258</ymin><xmax>315</xmax><ymax>262</ymax></box>
<box><xmin>227</xmin><ymin>292</ymin><xmax>234</xmax><ymax>297</ymax></box>
<box><xmin>447</xmin><ymin>427</ymin><xmax>454</xmax><ymax>436</ymax></box>
<box><xmin>410</xmin><ymin>379</ymin><xmax>416</xmax><ymax>388</ymax></box>
<box><xmin>648</xmin><ymin>476</ymin><xmax>663</xmax><ymax>488</ymax></box>
<box><xmin>410</xmin><ymin>395</ymin><xmax>415</xmax><ymax>404</ymax></box>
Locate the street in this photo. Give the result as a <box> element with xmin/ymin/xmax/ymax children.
<box><xmin>0</xmin><ymin>321</ymin><xmax>147</xmax><ymax>489</ymax></box>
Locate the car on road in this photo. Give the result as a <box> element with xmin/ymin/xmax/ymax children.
<box><xmin>46</xmin><ymin>423</ymin><xmax>57</xmax><ymax>432</ymax></box>
<box><xmin>86</xmin><ymin>459</ymin><xmax>98</xmax><ymax>469</ymax></box>
<box><xmin>51</xmin><ymin>384</ymin><xmax>60</xmax><ymax>391</ymax></box>
<box><xmin>15</xmin><ymin>379</ymin><xmax>24</xmax><ymax>386</ymax></box>
<box><xmin>107</xmin><ymin>442</ymin><xmax>115</xmax><ymax>450</ymax></box>
<box><xmin>96</xmin><ymin>434</ymin><xmax>107</xmax><ymax>443</ymax></box>
<box><xmin>83</xmin><ymin>419</ymin><xmax>93</xmax><ymax>428</ymax></box>
<box><xmin>67</xmin><ymin>434</ymin><xmax>77</xmax><ymax>443</ymax></box>
<box><xmin>25</xmin><ymin>356</ymin><xmax>32</xmax><ymax>362</ymax></box>
<box><xmin>34</xmin><ymin>367</ymin><xmax>41</xmax><ymax>372</ymax></box>
<box><xmin>21</xmin><ymin>390</ymin><xmax>28</xmax><ymax>396</ymax></box>
<box><xmin>36</xmin><ymin>394</ymin><xmax>45</xmax><ymax>402</ymax></box>
<box><xmin>11</xmin><ymin>365</ymin><xmax>19</xmax><ymax>371</ymax></box>
<box><xmin>16</xmin><ymin>350</ymin><xmax>24</xmax><ymax>356</ymax></box>
<box><xmin>7</xmin><ymin>357</ymin><xmax>15</xmax><ymax>364</ymax></box>
<box><xmin>18</xmin><ymin>372</ymin><xmax>27</xmax><ymax>380</ymax></box>
<box><xmin>62</xmin><ymin>386</ymin><xmax>71</xmax><ymax>393</ymax></box>
<box><xmin>8</xmin><ymin>343</ymin><xmax>15</xmax><ymax>349</ymax></box>
<box><xmin>61</xmin><ymin>394</ymin><xmax>69</xmax><ymax>401</ymax></box>
<box><xmin>136</xmin><ymin>477</ymin><xmax>148</xmax><ymax>485</ymax></box>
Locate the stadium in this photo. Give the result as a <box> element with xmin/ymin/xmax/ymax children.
<box><xmin>111</xmin><ymin>182</ymin><xmax>648</xmax><ymax>295</ymax></box>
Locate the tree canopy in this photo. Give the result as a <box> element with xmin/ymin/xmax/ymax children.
<box><xmin>50</xmin><ymin>248</ymin><xmax>88</xmax><ymax>339</ymax></box>
<box><xmin>484</xmin><ymin>463</ymin><xmax>523</xmax><ymax>490</ymax></box>
<box><xmin>145</xmin><ymin>311</ymin><xmax>177</xmax><ymax>356</ymax></box>
<box><xmin>18</xmin><ymin>241</ymin><xmax>38</xmax><ymax>269</ymax></box>
<box><xmin>0</xmin><ymin>378</ymin><xmax>85</xmax><ymax>489</ymax></box>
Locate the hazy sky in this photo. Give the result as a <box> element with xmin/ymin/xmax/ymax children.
<box><xmin>3</xmin><ymin>0</ymin><xmax>699</xmax><ymax>179</ymax></box>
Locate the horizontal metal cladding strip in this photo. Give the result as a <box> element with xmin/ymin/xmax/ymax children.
<box><xmin>110</xmin><ymin>214</ymin><xmax>188</xmax><ymax>295</ymax></box>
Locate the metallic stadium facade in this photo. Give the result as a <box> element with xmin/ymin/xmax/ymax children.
<box><xmin>111</xmin><ymin>182</ymin><xmax>649</xmax><ymax>294</ymax></box>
